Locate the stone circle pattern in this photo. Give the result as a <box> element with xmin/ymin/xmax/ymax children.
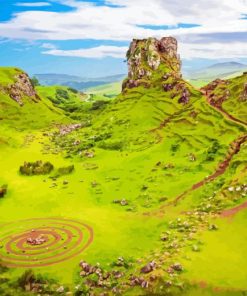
<box><xmin>0</xmin><ymin>218</ymin><xmax>93</xmax><ymax>267</ymax></box>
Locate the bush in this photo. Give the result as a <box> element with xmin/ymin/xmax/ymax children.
<box><xmin>98</xmin><ymin>140</ymin><xmax>124</xmax><ymax>151</ymax></box>
<box><xmin>57</xmin><ymin>165</ymin><xmax>75</xmax><ymax>175</ymax></box>
<box><xmin>47</xmin><ymin>95</ymin><xmax>60</xmax><ymax>105</ymax></box>
<box><xmin>171</xmin><ymin>143</ymin><xmax>180</xmax><ymax>152</ymax></box>
<box><xmin>68</xmin><ymin>87</ymin><xmax>78</xmax><ymax>94</ymax></box>
<box><xmin>91</xmin><ymin>100</ymin><xmax>109</xmax><ymax>110</ymax></box>
<box><xmin>31</xmin><ymin>76</ymin><xmax>40</xmax><ymax>87</ymax></box>
<box><xmin>19</xmin><ymin>161</ymin><xmax>54</xmax><ymax>176</ymax></box>
<box><xmin>206</xmin><ymin>140</ymin><xmax>221</xmax><ymax>161</ymax></box>
<box><xmin>56</xmin><ymin>89</ymin><xmax>69</xmax><ymax>100</ymax></box>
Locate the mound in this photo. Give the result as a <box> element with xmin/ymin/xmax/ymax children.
<box><xmin>0</xmin><ymin>67</ymin><xmax>66</xmax><ymax>130</ymax></box>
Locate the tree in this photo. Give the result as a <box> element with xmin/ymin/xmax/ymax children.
<box><xmin>31</xmin><ymin>76</ymin><xmax>40</xmax><ymax>87</ymax></box>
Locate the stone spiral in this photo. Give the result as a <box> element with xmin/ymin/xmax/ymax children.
<box><xmin>0</xmin><ymin>218</ymin><xmax>93</xmax><ymax>267</ymax></box>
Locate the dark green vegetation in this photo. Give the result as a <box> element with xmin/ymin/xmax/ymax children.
<box><xmin>0</xmin><ymin>37</ymin><xmax>247</xmax><ymax>296</ymax></box>
<box><xmin>19</xmin><ymin>161</ymin><xmax>54</xmax><ymax>176</ymax></box>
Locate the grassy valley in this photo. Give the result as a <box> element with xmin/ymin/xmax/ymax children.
<box><xmin>0</xmin><ymin>38</ymin><xmax>246</xmax><ymax>296</ymax></box>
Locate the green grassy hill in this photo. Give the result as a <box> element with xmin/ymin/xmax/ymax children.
<box><xmin>86</xmin><ymin>81</ymin><xmax>122</xmax><ymax>100</ymax></box>
<box><xmin>202</xmin><ymin>73</ymin><xmax>247</xmax><ymax>123</ymax></box>
<box><xmin>0</xmin><ymin>67</ymin><xmax>66</xmax><ymax>128</ymax></box>
<box><xmin>0</xmin><ymin>67</ymin><xmax>71</xmax><ymax>148</ymax></box>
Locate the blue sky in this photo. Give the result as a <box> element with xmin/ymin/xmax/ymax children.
<box><xmin>0</xmin><ymin>0</ymin><xmax>247</xmax><ymax>77</ymax></box>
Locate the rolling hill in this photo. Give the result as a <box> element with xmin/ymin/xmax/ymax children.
<box><xmin>35</xmin><ymin>73</ymin><xmax>125</xmax><ymax>91</ymax></box>
<box><xmin>187</xmin><ymin>62</ymin><xmax>247</xmax><ymax>87</ymax></box>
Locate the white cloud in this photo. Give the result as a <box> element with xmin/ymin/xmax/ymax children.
<box><xmin>1</xmin><ymin>0</ymin><xmax>247</xmax><ymax>59</ymax></box>
<box><xmin>15</xmin><ymin>2</ymin><xmax>51</xmax><ymax>7</ymax></box>
<box><xmin>41</xmin><ymin>42</ymin><xmax>56</xmax><ymax>49</ymax></box>
<box><xmin>180</xmin><ymin>41</ymin><xmax>247</xmax><ymax>60</ymax></box>
<box><xmin>42</xmin><ymin>45</ymin><xmax>128</xmax><ymax>58</ymax></box>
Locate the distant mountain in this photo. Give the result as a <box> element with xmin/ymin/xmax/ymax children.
<box><xmin>34</xmin><ymin>73</ymin><xmax>126</xmax><ymax>91</ymax></box>
<box><xmin>187</xmin><ymin>62</ymin><xmax>247</xmax><ymax>86</ymax></box>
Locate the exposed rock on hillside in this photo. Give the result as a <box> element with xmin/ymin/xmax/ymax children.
<box><xmin>122</xmin><ymin>37</ymin><xmax>181</xmax><ymax>90</ymax></box>
<box><xmin>7</xmin><ymin>73</ymin><xmax>40</xmax><ymax>106</ymax></box>
<box><xmin>201</xmin><ymin>79</ymin><xmax>230</xmax><ymax>108</ymax></box>
<box><xmin>240</xmin><ymin>83</ymin><xmax>247</xmax><ymax>101</ymax></box>
<box><xmin>122</xmin><ymin>37</ymin><xmax>192</xmax><ymax>105</ymax></box>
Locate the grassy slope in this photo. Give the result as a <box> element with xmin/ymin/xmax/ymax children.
<box><xmin>0</xmin><ymin>66</ymin><xmax>246</xmax><ymax>295</ymax></box>
<box><xmin>86</xmin><ymin>82</ymin><xmax>122</xmax><ymax>100</ymax></box>
<box><xmin>203</xmin><ymin>73</ymin><xmax>247</xmax><ymax>122</ymax></box>
<box><xmin>0</xmin><ymin>67</ymin><xmax>70</xmax><ymax>149</ymax></box>
<box><xmin>220</xmin><ymin>74</ymin><xmax>247</xmax><ymax>121</ymax></box>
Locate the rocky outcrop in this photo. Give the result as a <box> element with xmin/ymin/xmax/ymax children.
<box><xmin>240</xmin><ymin>82</ymin><xmax>247</xmax><ymax>102</ymax></box>
<box><xmin>122</xmin><ymin>37</ymin><xmax>181</xmax><ymax>91</ymax></box>
<box><xmin>7</xmin><ymin>73</ymin><xmax>40</xmax><ymax>106</ymax></box>
<box><xmin>201</xmin><ymin>79</ymin><xmax>230</xmax><ymax>108</ymax></box>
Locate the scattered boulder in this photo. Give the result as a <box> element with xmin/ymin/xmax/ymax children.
<box><xmin>141</xmin><ymin>261</ymin><xmax>156</xmax><ymax>274</ymax></box>
<box><xmin>26</xmin><ymin>235</ymin><xmax>47</xmax><ymax>246</ymax></box>
<box><xmin>84</xmin><ymin>151</ymin><xmax>95</xmax><ymax>158</ymax></box>
<box><xmin>178</xmin><ymin>89</ymin><xmax>190</xmax><ymax>105</ymax></box>
<box><xmin>113</xmin><ymin>199</ymin><xmax>129</xmax><ymax>206</ymax></box>
<box><xmin>170</xmin><ymin>263</ymin><xmax>183</xmax><ymax>272</ymax></box>
<box><xmin>79</xmin><ymin>261</ymin><xmax>96</xmax><ymax>277</ymax></box>
<box><xmin>208</xmin><ymin>224</ymin><xmax>218</xmax><ymax>231</ymax></box>
<box><xmin>59</xmin><ymin>123</ymin><xmax>82</xmax><ymax>136</ymax></box>
<box><xmin>129</xmin><ymin>276</ymin><xmax>149</xmax><ymax>288</ymax></box>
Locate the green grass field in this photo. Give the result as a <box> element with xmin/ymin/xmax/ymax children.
<box><xmin>0</xmin><ymin>66</ymin><xmax>247</xmax><ymax>295</ymax></box>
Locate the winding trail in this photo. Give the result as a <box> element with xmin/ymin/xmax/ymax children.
<box><xmin>149</xmin><ymin>90</ymin><xmax>247</xmax><ymax>212</ymax></box>
<box><xmin>202</xmin><ymin>89</ymin><xmax>247</xmax><ymax>128</ymax></box>
<box><xmin>221</xmin><ymin>200</ymin><xmax>247</xmax><ymax>218</ymax></box>
<box><xmin>162</xmin><ymin>134</ymin><xmax>247</xmax><ymax>208</ymax></box>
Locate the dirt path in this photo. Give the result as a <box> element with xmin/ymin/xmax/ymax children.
<box><xmin>161</xmin><ymin>134</ymin><xmax>247</xmax><ymax>208</ymax></box>
<box><xmin>150</xmin><ymin>91</ymin><xmax>247</xmax><ymax>211</ymax></box>
<box><xmin>221</xmin><ymin>200</ymin><xmax>247</xmax><ymax>218</ymax></box>
<box><xmin>164</xmin><ymin>90</ymin><xmax>247</xmax><ymax>207</ymax></box>
<box><xmin>202</xmin><ymin>90</ymin><xmax>247</xmax><ymax>128</ymax></box>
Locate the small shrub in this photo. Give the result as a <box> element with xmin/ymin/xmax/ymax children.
<box><xmin>68</xmin><ymin>87</ymin><xmax>78</xmax><ymax>94</ymax></box>
<box><xmin>171</xmin><ymin>143</ymin><xmax>180</xmax><ymax>153</ymax></box>
<box><xmin>91</xmin><ymin>100</ymin><xmax>109</xmax><ymax>110</ymax></box>
<box><xmin>57</xmin><ymin>165</ymin><xmax>75</xmax><ymax>175</ymax></box>
<box><xmin>205</xmin><ymin>140</ymin><xmax>221</xmax><ymax>161</ymax></box>
<box><xmin>98</xmin><ymin>140</ymin><xmax>124</xmax><ymax>151</ymax></box>
<box><xmin>31</xmin><ymin>76</ymin><xmax>40</xmax><ymax>87</ymax></box>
